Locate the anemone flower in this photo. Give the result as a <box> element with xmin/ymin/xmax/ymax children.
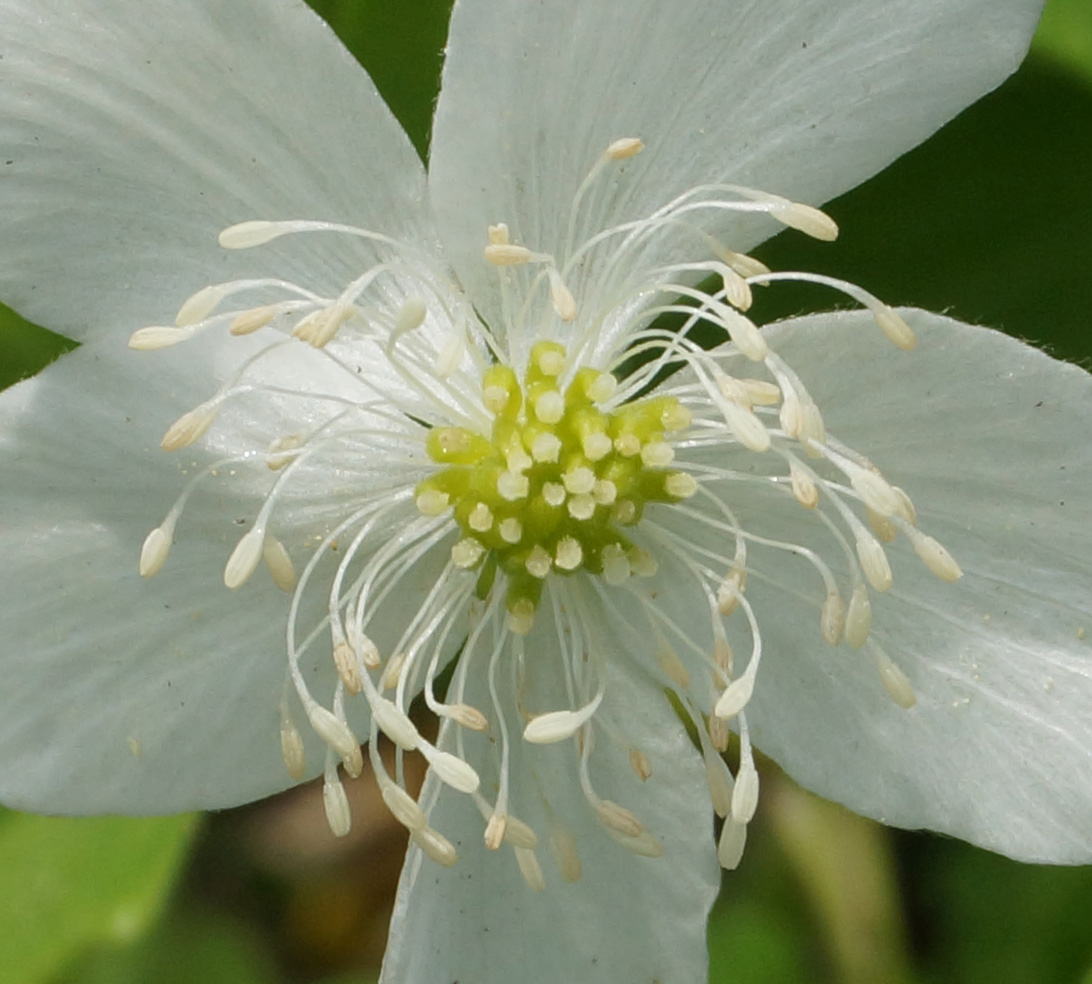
<box><xmin>2</xmin><ymin>0</ymin><xmax>1090</xmax><ymax>980</ymax></box>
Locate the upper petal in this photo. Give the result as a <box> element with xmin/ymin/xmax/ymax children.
<box><xmin>675</xmin><ymin>309</ymin><xmax>1092</xmax><ymax>863</ymax></box>
<box><xmin>429</xmin><ymin>0</ymin><xmax>1042</xmax><ymax>350</ymax></box>
<box><xmin>0</xmin><ymin>0</ymin><xmax>431</xmax><ymax>339</ymax></box>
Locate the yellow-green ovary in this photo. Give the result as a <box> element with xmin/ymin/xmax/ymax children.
<box><xmin>416</xmin><ymin>342</ymin><xmax>693</xmax><ymax>620</ymax></box>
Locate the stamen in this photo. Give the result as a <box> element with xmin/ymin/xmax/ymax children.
<box><xmin>322</xmin><ymin>774</ymin><xmax>353</xmax><ymax>838</ymax></box>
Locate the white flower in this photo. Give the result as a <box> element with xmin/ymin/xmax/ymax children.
<box><xmin>1</xmin><ymin>0</ymin><xmax>1091</xmax><ymax>981</ymax></box>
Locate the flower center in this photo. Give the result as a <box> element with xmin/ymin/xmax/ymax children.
<box><xmin>415</xmin><ymin>340</ymin><xmax>694</xmax><ymax>633</ymax></box>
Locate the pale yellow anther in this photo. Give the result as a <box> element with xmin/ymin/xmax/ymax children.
<box><xmin>484</xmin><ymin>813</ymin><xmax>508</xmax><ymax>850</ymax></box>
<box><xmin>715</xmin><ymin>673</ymin><xmax>755</xmax><ymax>719</ymax></box>
<box><xmin>452</xmin><ymin>538</ymin><xmax>486</xmax><ymax>568</ymax></box>
<box><xmin>720</xmin><ymin>264</ymin><xmax>753</xmax><ymax>311</ymax></box>
<box><xmin>711</xmin><ymin>243</ymin><xmax>772</xmax><ymax>280</ymax></box>
<box><xmin>504</xmin><ymin>816</ymin><xmax>539</xmax><ymax>850</ymax></box>
<box><xmin>499</xmin><ymin>517</ymin><xmax>523</xmax><ymax>544</ymax></box>
<box><xmin>333</xmin><ymin>640</ymin><xmax>362</xmax><ymax>695</ymax></box>
<box><xmin>435</xmin><ymin>332</ymin><xmax>466</xmax><ymax>377</ymax></box>
<box><xmin>224</xmin><ymin>528</ymin><xmax>265</xmax><ymax>590</ymax></box>
<box><xmin>820</xmin><ymin>589</ymin><xmax>846</xmax><ymax>646</ymax></box>
<box><xmin>640</xmin><ymin>441</ymin><xmax>675</xmax><ymax>467</ymax></box>
<box><xmin>656</xmin><ymin>641</ymin><xmax>691</xmax><ymax>689</ymax></box>
<box><xmin>708</xmin><ymin>714</ymin><xmax>730</xmax><ymax>753</ymax></box>
<box><xmin>485</xmin><ymin>243</ymin><xmax>533</xmax><ymax>266</ymax></box>
<box><xmin>515</xmin><ymin>846</ymin><xmax>547</xmax><ymax>891</ymax></box>
<box><xmin>717</xmin><ymin>818</ymin><xmax>748</xmax><ymax>870</ymax></box>
<box><xmin>176</xmin><ymin>284</ymin><xmax>227</xmax><ymax>326</ymax></box>
<box><xmin>542</xmin><ymin>482</ymin><xmax>567</xmax><ymax>507</ymax></box>
<box><xmin>563</xmin><ymin>466</ymin><xmax>596</xmax><ymax>495</ymax></box>
<box><xmin>263</xmin><ymin>535</ymin><xmax>296</xmax><ymax>592</ymax></box>
<box><xmin>592</xmin><ymin>480</ymin><xmax>617</xmax><ymax>506</ymax></box>
<box><xmin>381</xmin><ymin>781</ymin><xmax>427</xmax><ymax>832</ymax></box>
<box><xmin>705</xmin><ymin>749</ymin><xmax>733</xmax><ymax>818</ymax></box>
<box><xmin>845</xmin><ymin>582</ymin><xmax>872</xmax><ymax>649</ymax></box>
<box><xmin>661</xmin><ymin>402</ymin><xmax>692</xmax><ymax>432</ymax></box>
<box><xmin>416</xmin><ymin>489</ymin><xmax>451</xmax><ymax>517</ymax></box>
<box><xmin>596</xmin><ymin>800</ymin><xmax>644</xmax><ymax>838</ymax></box>
<box><xmin>868</xmin><ymin>508</ymin><xmax>898</xmax><ymax>543</ymax></box>
<box><xmin>497</xmin><ymin>471</ymin><xmax>530</xmax><ymax>501</ymax></box>
<box><xmin>446</xmin><ymin>703</ymin><xmax>489</xmax><ymax>731</ymax></box>
<box><xmin>740</xmin><ymin>378</ymin><xmax>781</xmax><ymax>406</ymax></box>
<box><xmin>323</xmin><ymin>778</ymin><xmax>352</xmax><ymax>838</ymax></box>
<box><xmin>534</xmin><ymin>389</ymin><xmax>564</xmax><ymax>424</ymax></box>
<box><xmin>468</xmin><ymin>502</ymin><xmax>494</xmax><ymax>533</ymax></box>
<box><xmin>280</xmin><ymin>717</ymin><xmax>306</xmax><ymax>780</ymax></box>
<box><xmin>230</xmin><ymin>305</ymin><xmax>276</xmax><ymax>336</ymax></box>
<box><xmin>128</xmin><ymin>326</ymin><xmax>190</xmax><ymax>350</ymax></box>
<box><xmin>856</xmin><ymin>534</ymin><xmax>893</xmax><ymax>592</ymax></box>
<box><xmin>614</xmin><ymin>433</ymin><xmax>641</xmax><ymax>457</ymax></box>
<box><xmin>507</xmin><ymin>598</ymin><xmax>536</xmax><ymax>635</ymax></box>
<box><xmin>605</xmin><ymin>136</ymin><xmax>644</xmax><ymax>160</ymax></box>
<box><xmin>721</xmin><ymin>400</ymin><xmax>770</xmax><ymax>453</ymax></box>
<box><xmin>547</xmin><ymin>268</ymin><xmax>578</xmax><ymax>322</ymax></box>
<box><xmin>307</xmin><ymin>705</ymin><xmax>360</xmax><ymax>761</ymax></box>
<box><xmin>555</xmin><ymin>537</ymin><xmax>583</xmax><ymax>571</ymax></box>
<box><xmin>372</xmin><ymin>698</ymin><xmax>421</xmax><ymax>750</ymax></box>
<box><xmin>567</xmin><ymin>493</ymin><xmax>596</xmax><ymax>521</ymax></box>
<box><xmin>531</xmin><ymin>432</ymin><xmax>562</xmax><ymax>463</ymax></box>
<box><xmin>722</xmin><ymin>308</ymin><xmax>768</xmax><ymax>361</ymax></box>
<box><xmin>413</xmin><ymin>826</ymin><xmax>458</xmax><ymax>867</ymax></box>
<box><xmin>139</xmin><ymin>524</ymin><xmax>174</xmax><ymax>578</ymax></box>
<box><xmin>585</xmin><ymin>372</ymin><xmax>618</xmax><ymax>404</ymax></box>
<box><xmin>487</xmin><ymin>223</ymin><xmax>510</xmax><ymax>245</ymax></box>
<box><xmin>905</xmin><ymin>527</ymin><xmax>963</xmax><ymax>582</ymax></box>
<box><xmin>629</xmin><ymin>748</ymin><xmax>653</xmax><ymax>781</ymax></box>
<box><xmin>526</xmin><ymin>545</ymin><xmax>553</xmax><ymax>578</ymax></box>
<box><xmin>872</xmin><ymin>305</ymin><xmax>917</xmax><ymax>351</ymax></box>
<box><xmin>892</xmin><ymin>486</ymin><xmax>917</xmax><ymax>526</ymax></box>
<box><xmin>731</xmin><ymin>758</ymin><xmax>760</xmax><ymax>823</ymax></box>
<box><xmin>341</xmin><ymin>744</ymin><xmax>364</xmax><ymax>780</ymax></box>
<box><xmin>772</xmin><ymin>199</ymin><xmax>839</xmax><ymax>241</ymax></box>
<box><xmin>219</xmin><ymin>220</ymin><xmax>284</xmax><ymax>249</ymax></box>
<box><xmin>161</xmin><ymin>404</ymin><xmax>218</xmax><ymax>451</ymax></box>
<box><xmin>875</xmin><ymin>648</ymin><xmax>916</xmax><ymax>709</ymax></box>
<box><xmin>717</xmin><ymin>567</ymin><xmax>746</xmax><ymax>616</ymax></box>
<box><xmin>714</xmin><ymin>638</ymin><xmax>734</xmax><ymax>677</ymax></box>
<box><xmin>789</xmin><ymin>460</ymin><xmax>819</xmax><ymax>509</ymax></box>
<box><xmin>601</xmin><ymin>543</ymin><xmax>632</xmax><ymax>585</ymax></box>
<box><xmin>381</xmin><ymin>650</ymin><xmax>407</xmax><ymax>690</ymax></box>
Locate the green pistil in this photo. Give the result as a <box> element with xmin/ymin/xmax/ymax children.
<box><xmin>416</xmin><ymin>342</ymin><xmax>693</xmax><ymax>628</ymax></box>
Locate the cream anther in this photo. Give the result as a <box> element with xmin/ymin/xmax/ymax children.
<box><xmin>381</xmin><ymin>781</ymin><xmax>428</xmax><ymax>832</ymax></box>
<box><xmin>616</xmin><ymin>830</ymin><xmax>665</xmax><ymax>858</ymax></box>
<box><xmin>381</xmin><ymin>650</ymin><xmax>407</xmax><ymax>690</ymax></box>
<box><xmin>307</xmin><ymin>705</ymin><xmax>360</xmax><ymax>760</ymax></box>
<box><xmin>874</xmin><ymin>647</ymin><xmax>917</xmax><ymax>709</ymax></box>
<box><xmin>585</xmin><ymin>372</ymin><xmax>618</xmax><ymax>404</ymax></box>
<box><xmin>630</xmin><ymin>748</ymin><xmax>653</xmax><ymax>781</ymax></box>
<box><xmin>821</xmin><ymin>589</ymin><xmax>846</xmax><ymax>646</ymax></box>
<box><xmin>704</xmin><ymin>750</ymin><xmax>732</xmax><ymax>817</ymax></box>
<box><xmin>139</xmin><ymin>524</ymin><xmax>174</xmax><ymax>578</ymax></box>
<box><xmin>219</xmin><ymin>220</ymin><xmax>286</xmax><ymax>249</ymax></box>
<box><xmin>532</xmin><ymin>432</ymin><xmax>562</xmax><ymax>463</ymax></box>
<box><xmin>515</xmin><ymin>847</ymin><xmax>547</xmax><ymax>891</ymax></box>
<box><xmin>789</xmin><ymin>460</ymin><xmax>819</xmax><ymax>508</ymax></box>
<box><xmin>421</xmin><ymin>746</ymin><xmax>481</xmax><ymax>793</ymax></box>
<box><xmin>711</xmin><ymin>243</ymin><xmax>772</xmax><ymax>280</ymax></box>
<box><xmin>263</xmin><ymin>535</ymin><xmax>296</xmax><ymax>592</ymax></box>
<box><xmin>526</xmin><ymin>544</ymin><xmax>553</xmax><ymax>578</ymax></box>
<box><xmin>731</xmin><ymin>759</ymin><xmax>760</xmax><ymax>824</ymax></box>
<box><xmin>717</xmin><ymin>567</ymin><xmax>746</xmax><ymax>616</ymax></box>
<box><xmin>720</xmin><ymin>400</ymin><xmax>770</xmax><ymax>453</ymax></box>
<box><xmin>507</xmin><ymin>598</ymin><xmax>536</xmax><ymax>635</ymax></box>
<box><xmin>845</xmin><ymin>582</ymin><xmax>872</xmax><ymax>649</ymax></box>
<box><xmin>499</xmin><ymin>517</ymin><xmax>523</xmax><ymax>544</ymax></box>
<box><xmin>128</xmin><ymin>326</ymin><xmax>191</xmax><ymax>350</ymax></box>
<box><xmin>717</xmin><ymin>818</ymin><xmax>748</xmax><ymax>870</ymax></box>
<box><xmin>487</xmin><ymin>223</ymin><xmax>510</xmax><ymax>245</ymax></box>
<box><xmin>447</xmin><ymin>702</ymin><xmax>489</xmax><ymax>731</ymax></box>
<box><xmin>868</xmin><ymin>509</ymin><xmax>898</xmax><ymax>543</ymax></box>
<box><xmin>770</xmin><ymin>200</ymin><xmax>839</xmax><ymax>241</ymax></box>
<box><xmin>872</xmin><ymin>305</ymin><xmax>917</xmax><ymax>350</ymax></box>
<box><xmin>534</xmin><ymin>389</ymin><xmax>565</xmax><ymax>424</ymax></box>
<box><xmin>523</xmin><ymin>693</ymin><xmax>603</xmax><ymax>744</ymax></box>
<box><xmin>416</xmin><ymin>489</ymin><xmax>451</xmax><ymax>517</ymax></box>
<box><xmin>497</xmin><ymin>471</ymin><xmax>530</xmax><ymax>500</ymax></box>
<box><xmin>392</xmin><ymin>296</ymin><xmax>428</xmax><ymax>339</ymax></box>
<box><xmin>555</xmin><ymin>537</ymin><xmax>584</xmax><ymax>570</ymax></box>
<box><xmin>356</xmin><ymin>632</ymin><xmax>382</xmax><ymax>670</ymax></box>
<box><xmin>176</xmin><ymin>284</ymin><xmax>228</xmax><ymax>326</ymax></box>
<box><xmin>605</xmin><ymin>136</ymin><xmax>644</xmax><ymax>160</ymax></box>
<box><xmin>485</xmin><ymin>243</ymin><xmax>533</xmax><ymax>266</ymax></box>
<box><xmin>656</xmin><ymin>641</ymin><xmax>691</xmax><ymax>689</ymax></box>
<box><xmin>740</xmin><ymin>378</ymin><xmax>781</xmax><ymax>405</ymax></box>
<box><xmin>720</xmin><ymin>263</ymin><xmax>753</xmax><ymax>311</ymax></box>
<box><xmin>614</xmin><ymin>433</ymin><xmax>641</xmax><ymax>457</ymax></box>
<box><xmin>661</xmin><ymin>402</ymin><xmax>692</xmax><ymax>431</ymax></box>
<box><xmin>333</xmin><ymin>639</ymin><xmax>362</xmax><ymax>695</ymax></box>
<box><xmin>504</xmin><ymin>816</ymin><xmax>539</xmax><ymax>850</ymax></box>
<box><xmin>341</xmin><ymin>744</ymin><xmax>364</xmax><ymax>779</ymax></box>
<box><xmin>835</xmin><ymin>456</ymin><xmax>903</xmax><ymax>517</ymax></box>
<box><xmin>665</xmin><ymin>472</ymin><xmax>698</xmax><ymax>499</ymax></box>
<box><xmin>904</xmin><ymin>527</ymin><xmax>963</xmax><ymax>582</ymax></box>
<box><xmin>224</xmin><ymin>528</ymin><xmax>265</xmax><ymax>589</ymax></box>
<box><xmin>548</xmin><ymin>268</ymin><xmax>578</xmax><ymax>322</ymax></box>
<box><xmin>279</xmin><ymin>716</ymin><xmax>306</xmax><ymax>779</ymax></box>
<box><xmin>715</xmin><ymin>673</ymin><xmax>754</xmax><ymax>719</ymax></box>
<box><xmin>484</xmin><ymin>813</ymin><xmax>507</xmax><ymax>850</ymax></box>
<box><xmin>323</xmin><ymin>777</ymin><xmax>352</xmax><ymax>837</ymax></box>
<box><xmin>722</xmin><ymin>308</ymin><xmax>768</xmax><ymax>361</ymax></box>
<box><xmin>161</xmin><ymin>404</ymin><xmax>218</xmax><ymax>451</ymax></box>
<box><xmin>435</xmin><ymin>333</ymin><xmax>466</xmax><ymax>377</ymax></box>
<box><xmin>892</xmin><ymin>486</ymin><xmax>917</xmax><ymax>525</ymax></box>
<box><xmin>596</xmin><ymin>800</ymin><xmax>644</xmax><ymax>838</ymax></box>
<box><xmin>582</xmin><ymin>432</ymin><xmax>613</xmax><ymax>461</ymax></box>
<box><xmin>855</xmin><ymin>533</ymin><xmax>894</xmax><ymax>592</ymax></box>
<box><xmin>413</xmin><ymin>827</ymin><xmax>458</xmax><ymax>867</ymax></box>
<box><xmin>230</xmin><ymin>305</ymin><xmax>276</xmax><ymax>336</ymax></box>
<box><xmin>372</xmin><ymin>698</ymin><xmax>421</xmax><ymax>750</ymax></box>
<box><xmin>468</xmin><ymin>502</ymin><xmax>494</xmax><ymax>532</ymax></box>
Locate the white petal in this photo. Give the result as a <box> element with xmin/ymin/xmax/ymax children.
<box><xmin>0</xmin><ymin>0</ymin><xmax>430</xmax><ymax>339</ymax></box>
<box><xmin>678</xmin><ymin>309</ymin><xmax>1092</xmax><ymax>863</ymax></box>
<box><xmin>381</xmin><ymin>587</ymin><xmax>718</xmax><ymax>984</ymax></box>
<box><xmin>0</xmin><ymin>337</ymin><xmax>442</xmax><ymax>813</ymax></box>
<box><xmin>430</xmin><ymin>0</ymin><xmax>1040</xmax><ymax>357</ymax></box>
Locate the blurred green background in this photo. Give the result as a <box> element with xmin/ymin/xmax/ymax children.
<box><xmin>2</xmin><ymin>1</ymin><xmax>1091</xmax><ymax>983</ymax></box>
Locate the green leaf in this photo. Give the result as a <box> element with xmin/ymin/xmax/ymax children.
<box><xmin>0</xmin><ymin>812</ymin><xmax>199</xmax><ymax>984</ymax></box>
<box><xmin>1033</xmin><ymin>0</ymin><xmax>1092</xmax><ymax>89</ymax></box>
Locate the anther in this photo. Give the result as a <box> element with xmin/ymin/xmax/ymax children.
<box><xmin>230</xmin><ymin>305</ymin><xmax>276</xmax><ymax>336</ymax></box>
<box><xmin>381</xmin><ymin>650</ymin><xmax>407</xmax><ymax>690</ymax></box>
<box><xmin>333</xmin><ymin>640</ymin><xmax>362</xmax><ymax>695</ymax></box>
<box><xmin>446</xmin><ymin>703</ymin><xmax>489</xmax><ymax>731</ymax></box>
<box><xmin>484</xmin><ymin>813</ymin><xmax>507</xmax><ymax>850</ymax></box>
<box><xmin>307</xmin><ymin>706</ymin><xmax>361</xmax><ymax>761</ymax></box>
<box><xmin>655</xmin><ymin>641</ymin><xmax>691</xmax><ymax>689</ymax></box>
<box><xmin>584</xmin><ymin>371</ymin><xmax>618</xmax><ymax>404</ymax></box>
<box><xmin>547</xmin><ymin>268</ymin><xmax>578</xmax><ymax>322</ymax></box>
<box><xmin>704</xmin><ymin>749</ymin><xmax>733</xmax><ymax>817</ymax></box>
<box><xmin>499</xmin><ymin>517</ymin><xmax>523</xmax><ymax>544</ymax></box>
<box><xmin>874</xmin><ymin>647</ymin><xmax>917</xmax><ymax>709</ymax></box>
<box><xmin>279</xmin><ymin>715</ymin><xmax>306</xmax><ymax>780</ymax></box>
<box><xmin>263</xmin><ymin>535</ymin><xmax>296</xmax><ymax>591</ymax></box>
<box><xmin>820</xmin><ymin>589</ymin><xmax>846</xmax><ymax>646</ymax></box>
<box><xmin>855</xmin><ymin>532</ymin><xmax>893</xmax><ymax>592</ymax></box>
<box><xmin>630</xmin><ymin>748</ymin><xmax>653</xmax><ymax>781</ymax></box>
<box><xmin>504</xmin><ymin>816</ymin><xmax>539</xmax><ymax>849</ymax></box>
<box><xmin>555</xmin><ymin>537</ymin><xmax>584</xmax><ymax>571</ymax></box>
<box><xmin>485</xmin><ymin>243</ymin><xmax>534</xmax><ymax>266</ymax></box>
<box><xmin>731</xmin><ymin>757</ymin><xmax>760</xmax><ymax>823</ymax></box>
<box><xmin>487</xmin><ymin>223</ymin><xmax>510</xmax><ymax>245</ymax></box>
<box><xmin>549</xmin><ymin>819</ymin><xmax>582</xmax><ymax>882</ymax></box>
<box><xmin>582</xmin><ymin>432</ymin><xmax>613</xmax><ymax>461</ymax></box>
<box><xmin>452</xmin><ymin>538</ymin><xmax>485</xmax><ymax>568</ymax></box>
<box><xmin>219</xmin><ymin>220</ymin><xmax>285</xmax><ymax>249</ymax></box>
<box><xmin>372</xmin><ymin>698</ymin><xmax>420</xmax><ymax>750</ymax></box>
<box><xmin>717</xmin><ymin>818</ymin><xmax>748</xmax><ymax>870</ymax></box>
<box><xmin>596</xmin><ymin>800</ymin><xmax>644</xmax><ymax>839</ymax></box>
<box><xmin>224</xmin><ymin>528</ymin><xmax>265</xmax><ymax>589</ymax></box>
<box><xmin>872</xmin><ymin>305</ymin><xmax>917</xmax><ymax>350</ymax></box>
<box><xmin>416</xmin><ymin>489</ymin><xmax>451</xmax><ymax>517</ymax></box>
<box><xmin>769</xmin><ymin>199</ymin><xmax>839</xmax><ymax>241</ymax></box>
<box><xmin>605</xmin><ymin>136</ymin><xmax>644</xmax><ymax>160</ymax></box>
<box><xmin>526</xmin><ymin>545</ymin><xmax>553</xmax><ymax>578</ymax></box>
<box><xmin>176</xmin><ymin>284</ymin><xmax>229</xmax><ymax>326</ymax></box>
<box><xmin>845</xmin><ymin>582</ymin><xmax>872</xmax><ymax>649</ymax></box>
<box><xmin>322</xmin><ymin>777</ymin><xmax>352</xmax><ymax>837</ymax></box>
<box><xmin>128</xmin><ymin>326</ymin><xmax>192</xmax><ymax>350</ymax></box>
<box><xmin>720</xmin><ymin>400</ymin><xmax>770</xmax><ymax>453</ymax></box>
<box><xmin>139</xmin><ymin>523</ymin><xmax>175</xmax><ymax>578</ymax></box>
<box><xmin>515</xmin><ymin>847</ymin><xmax>547</xmax><ymax>891</ymax></box>
<box><xmin>904</xmin><ymin>526</ymin><xmax>963</xmax><ymax>582</ymax></box>
<box><xmin>789</xmin><ymin>460</ymin><xmax>819</xmax><ymax>508</ymax></box>
<box><xmin>161</xmin><ymin>404</ymin><xmax>218</xmax><ymax>451</ymax></box>
<box><xmin>421</xmin><ymin>746</ymin><xmax>481</xmax><ymax>793</ymax></box>
<box><xmin>523</xmin><ymin>694</ymin><xmax>603</xmax><ymax>744</ymax></box>
<box><xmin>715</xmin><ymin>673</ymin><xmax>754</xmax><ymax>719</ymax></box>
<box><xmin>413</xmin><ymin>826</ymin><xmax>458</xmax><ymax>867</ymax></box>
<box><xmin>468</xmin><ymin>502</ymin><xmax>494</xmax><ymax>532</ymax></box>
<box><xmin>381</xmin><ymin>781</ymin><xmax>428</xmax><ymax>832</ymax></box>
